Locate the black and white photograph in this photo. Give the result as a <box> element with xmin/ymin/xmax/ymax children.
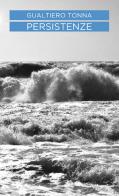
<box><xmin>0</xmin><ymin>0</ymin><xmax>119</xmax><ymax>195</ymax></box>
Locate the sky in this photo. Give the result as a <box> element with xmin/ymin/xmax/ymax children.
<box><xmin>0</xmin><ymin>0</ymin><xmax>118</xmax><ymax>62</ymax></box>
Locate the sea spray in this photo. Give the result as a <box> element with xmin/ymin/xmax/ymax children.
<box><xmin>47</xmin><ymin>70</ymin><xmax>82</xmax><ymax>101</ymax></box>
<box><xmin>0</xmin><ymin>77</ymin><xmax>21</xmax><ymax>102</ymax></box>
<box><xmin>67</xmin><ymin>65</ymin><xmax>119</xmax><ymax>100</ymax></box>
<box><xmin>25</xmin><ymin>68</ymin><xmax>58</xmax><ymax>102</ymax></box>
<box><xmin>23</xmin><ymin>65</ymin><xmax>119</xmax><ymax>102</ymax></box>
<box><xmin>2</xmin><ymin>77</ymin><xmax>20</xmax><ymax>97</ymax></box>
<box><xmin>1</xmin><ymin>65</ymin><xmax>119</xmax><ymax>102</ymax></box>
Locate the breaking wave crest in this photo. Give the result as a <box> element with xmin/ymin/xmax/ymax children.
<box><xmin>0</xmin><ymin>77</ymin><xmax>21</xmax><ymax>102</ymax></box>
<box><xmin>1</xmin><ymin>65</ymin><xmax>119</xmax><ymax>103</ymax></box>
<box><xmin>17</xmin><ymin>65</ymin><xmax>119</xmax><ymax>102</ymax></box>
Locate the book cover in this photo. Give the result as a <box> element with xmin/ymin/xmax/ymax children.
<box><xmin>0</xmin><ymin>1</ymin><xmax>119</xmax><ymax>195</ymax></box>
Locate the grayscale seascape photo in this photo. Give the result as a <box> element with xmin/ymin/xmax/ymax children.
<box><xmin>0</xmin><ymin>61</ymin><xmax>119</xmax><ymax>195</ymax></box>
<box><xmin>0</xmin><ymin>0</ymin><xmax>119</xmax><ymax>195</ymax></box>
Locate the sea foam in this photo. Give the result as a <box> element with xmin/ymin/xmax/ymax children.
<box><xmin>23</xmin><ymin>65</ymin><xmax>119</xmax><ymax>102</ymax></box>
<box><xmin>1</xmin><ymin>65</ymin><xmax>119</xmax><ymax>103</ymax></box>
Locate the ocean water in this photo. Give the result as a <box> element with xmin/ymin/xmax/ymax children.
<box><xmin>0</xmin><ymin>61</ymin><xmax>119</xmax><ymax>103</ymax></box>
<box><xmin>0</xmin><ymin>62</ymin><xmax>119</xmax><ymax>195</ymax></box>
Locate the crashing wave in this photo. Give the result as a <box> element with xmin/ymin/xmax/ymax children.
<box><xmin>22</xmin><ymin>65</ymin><xmax>119</xmax><ymax>102</ymax></box>
<box><xmin>1</xmin><ymin>65</ymin><xmax>119</xmax><ymax>103</ymax></box>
